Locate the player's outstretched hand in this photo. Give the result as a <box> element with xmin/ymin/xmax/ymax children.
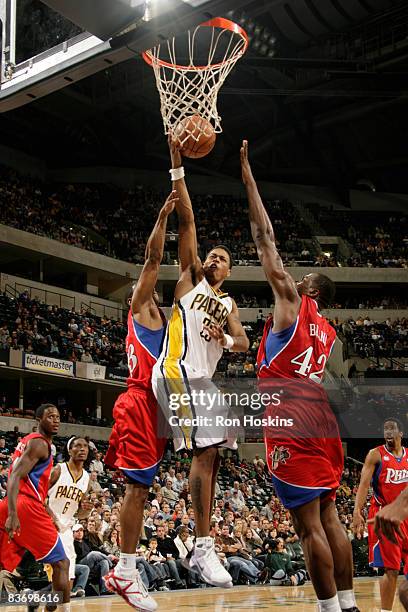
<box><xmin>160</xmin><ymin>190</ymin><xmax>178</xmax><ymax>218</ymax></box>
<box><xmin>168</xmin><ymin>131</ymin><xmax>182</xmax><ymax>168</ymax></box>
<box><xmin>240</xmin><ymin>139</ymin><xmax>254</xmax><ymax>185</ymax></box>
<box><xmin>368</xmin><ymin>498</ymin><xmax>405</xmax><ymax>544</ymax></box>
<box><xmin>203</xmin><ymin>324</ymin><xmax>228</xmax><ymax>346</ymax></box>
<box><xmin>5</xmin><ymin>512</ymin><xmax>21</xmax><ymax>541</ymax></box>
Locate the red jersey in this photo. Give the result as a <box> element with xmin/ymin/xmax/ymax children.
<box><xmin>126</xmin><ymin>309</ymin><xmax>166</xmax><ymax>390</ymax></box>
<box><xmin>8</xmin><ymin>433</ymin><xmax>53</xmax><ymax>503</ymax></box>
<box><xmin>257</xmin><ymin>295</ymin><xmax>336</xmax><ymax>384</ymax></box>
<box><xmin>371</xmin><ymin>445</ymin><xmax>408</xmax><ymax>507</ymax></box>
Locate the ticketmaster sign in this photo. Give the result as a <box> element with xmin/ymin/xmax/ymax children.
<box><xmin>24</xmin><ymin>353</ymin><xmax>74</xmax><ymax>377</ymax></box>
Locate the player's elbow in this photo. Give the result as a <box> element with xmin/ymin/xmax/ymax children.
<box><xmin>254</xmin><ymin>227</ymin><xmax>273</xmax><ymax>246</ymax></box>
<box><xmin>146</xmin><ymin>248</ymin><xmax>162</xmax><ymax>266</ymax></box>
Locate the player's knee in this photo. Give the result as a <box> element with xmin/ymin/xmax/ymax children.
<box><xmin>293</xmin><ymin>518</ymin><xmax>323</xmax><ymax>542</ymax></box>
<box><xmin>193</xmin><ymin>447</ymin><xmax>218</xmax><ymax>468</ymax></box>
<box><xmin>126</xmin><ymin>482</ymin><xmax>149</xmax><ymax>500</ymax></box>
<box><xmin>53</xmin><ymin>558</ymin><xmax>69</xmax><ymax>575</ymax></box>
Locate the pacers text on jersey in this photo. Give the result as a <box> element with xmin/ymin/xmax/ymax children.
<box><xmin>190</xmin><ymin>293</ymin><xmax>230</xmax><ymax>326</ymax></box>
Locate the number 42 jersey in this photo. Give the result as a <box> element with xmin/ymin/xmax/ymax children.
<box><xmin>257</xmin><ymin>295</ymin><xmax>336</xmax><ymax>384</ymax></box>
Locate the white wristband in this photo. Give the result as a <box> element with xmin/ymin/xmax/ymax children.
<box><xmin>169</xmin><ymin>166</ymin><xmax>185</xmax><ymax>181</ymax></box>
<box><xmin>223</xmin><ymin>334</ymin><xmax>234</xmax><ymax>350</ymax></box>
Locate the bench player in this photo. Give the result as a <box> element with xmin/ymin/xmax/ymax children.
<box><xmin>241</xmin><ymin>140</ymin><xmax>358</xmax><ymax>612</ymax></box>
<box><xmin>0</xmin><ymin>403</ymin><xmax>70</xmax><ymax>610</ymax></box>
<box><xmin>353</xmin><ymin>418</ymin><xmax>408</xmax><ymax>611</ymax></box>
<box><xmin>152</xmin><ymin>137</ymin><xmax>249</xmax><ymax>588</ymax></box>
<box><xmin>48</xmin><ymin>437</ymin><xmax>91</xmax><ymax>597</ymax></box>
<box><xmin>103</xmin><ymin>192</ymin><xmax>176</xmax><ymax>610</ymax></box>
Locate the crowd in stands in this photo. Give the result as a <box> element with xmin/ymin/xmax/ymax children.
<box><xmin>1</xmin><ymin>291</ymin><xmax>406</xmax><ymax>388</ymax></box>
<box><xmin>313</xmin><ymin>207</ymin><xmax>408</xmax><ymax>269</ymax></box>
<box><xmin>337</xmin><ymin>316</ymin><xmax>408</xmax><ymax>361</ymax></box>
<box><xmin>0</xmin><ymin>427</ymin><xmax>371</xmax><ymax>598</ymax></box>
<box><xmin>0</xmin><ymin>291</ymin><xmax>127</xmax><ymax>369</ymax></box>
<box><xmin>2</xmin><ymin>165</ymin><xmax>406</xmax><ymax>268</ymax></box>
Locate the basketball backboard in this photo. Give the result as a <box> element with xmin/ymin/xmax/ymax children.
<box><xmin>0</xmin><ymin>0</ymin><xmax>249</xmax><ymax>112</ymax></box>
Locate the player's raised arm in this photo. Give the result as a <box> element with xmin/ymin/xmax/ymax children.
<box><xmin>203</xmin><ymin>299</ymin><xmax>249</xmax><ymax>352</ymax></box>
<box><xmin>169</xmin><ymin>134</ymin><xmax>201</xmax><ymax>271</ymax></box>
<box><xmin>6</xmin><ymin>438</ymin><xmax>49</xmax><ymax>539</ymax></box>
<box><xmin>241</xmin><ymin>140</ymin><xmax>301</xmax><ymax>328</ymax></box>
<box><xmin>131</xmin><ymin>191</ymin><xmax>177</xmax><ymax>318</ymax></box>
<box><xmin>352</xmin><ymin>448</ymin><xmax>381</xmax><ymax>534</ymax></box>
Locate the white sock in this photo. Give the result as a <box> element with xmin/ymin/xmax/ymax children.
<box><xmin>318</xmin><ymin>594</ymin><xmax>342</xmax><ymax>612</ymax></box>
<box><xmin>381</xmin><ymin>609</ymin><xmax>392</xmax><ymax>612</ymax></box>
<box><xmin>338</xmin><ymin>589</ymin><xmax>357</xmax><ymax>609</ymax></box>
<box><xmin>60</xmin><ymin>605</ymin><xmax>70</xmax><ymax>612</ymax></box>
<box><xmin>117</xmin><ymin>552</ymin><xmax>136</xmax><ymax>575</ymax></box>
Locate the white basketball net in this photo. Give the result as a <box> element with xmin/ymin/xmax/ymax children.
<box><xmin>143</xmin><ymin>19</ymin><xmax>248</xmax><ymax>142</ymax></box>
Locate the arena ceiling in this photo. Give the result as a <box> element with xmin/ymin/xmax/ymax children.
<box><xmin>2</xmin><ymin>0</ymin><xmax>408</xmax><ymax>204</ymax></box>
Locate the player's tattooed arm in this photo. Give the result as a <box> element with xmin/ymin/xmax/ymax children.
<box><xmin>168</xmin><ymin>134</ymin><xmax>201</xmax><ymax>272</ymax></box>
<box><xmin>204</xmin><ymin>300</ymin><xmax>249</xmax><ymax>352</ymax></box>
<box><xmin>6</xmin><ymin>438</ymin><xmax>49</xmax><ymax>539</ymax></box>
<box><xmin>132</xmin><ymin>191</ymin><xmax>177</xmax><ymax>318</ymax></box>
<box><xmin>352</xmin><ymin>447</ymin><xmax>381</xmax><ymax>534</ymax></box>
<box><xmin>241</xmin><ymin>140</ymin><xmax>300</xmax><ymax>328</ymax></box>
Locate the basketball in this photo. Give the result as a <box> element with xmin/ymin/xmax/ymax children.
<box><xmin>174</xmin><ymin>114</ymin><xmax>216</xmax><ymax>158</ymax></box>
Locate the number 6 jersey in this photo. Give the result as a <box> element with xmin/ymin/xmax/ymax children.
<box><xmin>48</xmin><ymin>463</ymin><xmax>90</xmax><ymax>533</ymax></box>
<box><xmin>257</xmin><ymin>295</ymin><xmax>336</xmax><ymax>384</ymax></box>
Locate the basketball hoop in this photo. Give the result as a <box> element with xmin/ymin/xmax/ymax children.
<box><xmin>142</xmin><ymin>17</ymin><xmax>248</xmax><ymax>144</ymax></box>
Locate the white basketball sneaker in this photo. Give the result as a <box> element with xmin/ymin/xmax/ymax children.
<box><xmin>189</xmin><ymin>537</ymin><xmax>233</xmax><ymax>588</ymax></box>
<box><xmin>104</xmin><ymin>568</ymin><xmax>158</xmax><ymax>611</ymax></box>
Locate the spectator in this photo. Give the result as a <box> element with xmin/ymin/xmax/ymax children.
<box><xmin>90</xmin><ymin>452</ymin><xmax>104</xmax><ymax>475</ymax></box>
<box><xmin>72</xmin><ymin>524</ymin><xmax>111</xmax><ymax>595</ymax></box>
<box><xmin>89</xmin><ymin>471</ymin><xmax>102</xmax><ymax>494</ymax></box>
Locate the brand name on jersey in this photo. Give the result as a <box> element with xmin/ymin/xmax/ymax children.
<box><xmin>309</xmin><ymin>324</ymin><xmax>328</xmax><ymax>346</ymax></box>
<box><xmin>55</xmin><ymin>484</ymin><xmax>84</xmax><ymax>503</ymax></box>
<box><xmin>385</xmin><ymin>468</ymin><xmax>408</xmax><ymax>484</ymax></box>
<box><xmin>190</xmin><ymin>294</ymin><xmax>229</xmax><ymax>326</ymax></box>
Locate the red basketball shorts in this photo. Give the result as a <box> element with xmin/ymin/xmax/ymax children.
<box><xmin>368</xmin><ymin>502</ymin><xmax>408</xmax><ymax>573</ymax></box>
<box><xmin>105</xmin><ymin>387</ymin><xmax>167</xmax><ymax>486</ymax></box>
<box><xmin>0</xmin><ymin>495</ymin><xmax>66</xmax><ymax>571</ymax></box>
<box><xmin>263</xmin><ymin>398</ymin><xmax>343</xmax><ymax>509</ymax></box>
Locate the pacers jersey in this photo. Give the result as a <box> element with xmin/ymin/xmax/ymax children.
<box><xmin>48</xmin><ymin>462</ymin><xmax>90</xmax><ymax>532</ymax></box>
<box><xmin>257</xmin><ymin>295</ymin><xmax>336</xmax><ymax>384</ymax></box>
<box><xmin>126</xmin><ymin>308</ymin><xmax>166</xmax><ymax>390</ymax></box>
<box><xmin>155</xmin><ymin>277</ymin><xmax>232</xmax><ymax>379</ymax></box>
<box><xmin>8</xmin><ymin>433</ymin><xmax>52</xmax><ymax>503</ymax></box>
<box><xmin>371</xmin><ymin>445</ymin><xmax>408</xmax><ymax>507</ymax></box>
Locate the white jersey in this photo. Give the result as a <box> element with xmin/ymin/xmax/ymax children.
<box><xmin>154</xmin><ymin>277</ymin><xmax>233</xmax><ymax>380</ymax></box>
<box><xmin>48</xmin><ymin>462</ymin><xmax>90</xmax><ymax>533</ymax></box>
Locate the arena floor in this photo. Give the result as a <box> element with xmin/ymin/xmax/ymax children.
<box><xmin>12</xmin><ymin>577</ymin><xmax>403</xmax><ymax>611</ymax></box>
